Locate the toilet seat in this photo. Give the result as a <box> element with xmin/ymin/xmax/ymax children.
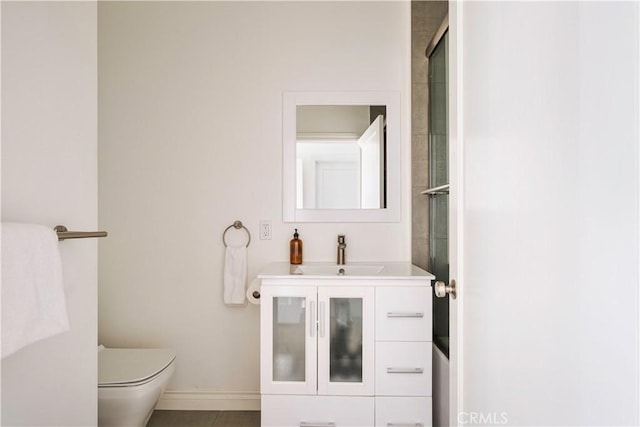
<box><xmin>98</xmin><ymin>347</ymin><xmax>176</xmax><ymax>388</ymax></box>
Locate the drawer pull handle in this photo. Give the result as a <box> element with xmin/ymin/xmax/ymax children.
<box><xmin>387</xmin><ymin>423</ymin><xmax>423</xmax><ymax>427</ymax></box>
<box><xmin>386</xmin><ymin>367</ymin><xmax>424</xmax><ymax>374</ymax></box>
<box><xmin>386</xmin><ymin>312</ymin><xmax>424</xmax><ymax>318</ymax></box>
<box><xmin>300</xmin><ymin>422</ymin><xmax>336</xmax><ymax>427</ymax></box>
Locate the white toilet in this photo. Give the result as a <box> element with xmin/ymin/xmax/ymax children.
<box><xmin>98</xmin><ymin>346</ymin><xmax>176</xmax><ymax>427</ymax></box>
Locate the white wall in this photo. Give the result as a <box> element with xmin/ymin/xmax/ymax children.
<box><xmin>1</xmin><ymin>2</ymin><xmax>98</xmax><ymax>425</ymax></box>
<box><xmin>297</xmin><ymin>105</ymin><xmax>370</xmax><ymax>135</ymax></box>
<box><xmin>458</xmin><ymin>1</ymin><xmax>638</xmax><ymax>425</ymax></box>
<box><xmin>98</xmin><ymin>1</ymin><xmax>410</xmax><ymax>407</ymax></box>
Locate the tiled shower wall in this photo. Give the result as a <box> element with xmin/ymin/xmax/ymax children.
<box><xmin>411</xmin><ymin>0</ymin><xmax>448</xmax><ymax>270</ymax></box>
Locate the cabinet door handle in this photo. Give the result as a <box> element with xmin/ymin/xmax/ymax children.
<box><xmin>386</xmin><ymin>312</ymin><xmax>424</xmax><ymax>318</ymax></box>
<box><xmin>300</xmin><ymin>422</ymin><xmax>335</xmax><ymax>427</ymax></box>
<box><xmin>386</xmin><ymin>367</ymin><xmax>424</xmax><ymax>374</ymax></box>
<box><xmin>318</xmin><ymin>301</ymin><xmax>326</xmax><ymax>337</ymax></box>
<box><xmin>309</xmin><ymin>300</ymin><xmax>316</xmax><ymax>338</ymax></box>
<box><xmin>387</xmin><ymin>423</ymin><xmax>423</xmax><ymax>427</ymax></box>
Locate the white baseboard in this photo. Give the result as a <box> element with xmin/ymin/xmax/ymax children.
<box><xmin>156</xmin><ymin>389</ymin><xmax>261</xmax><ymax>411</ymax></box>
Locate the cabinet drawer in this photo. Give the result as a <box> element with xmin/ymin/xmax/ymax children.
<box><xmin>375</xmin><ymin>342</ymin><xmax>431</xmax><ymax>396</ymax></box>
<box><xmin>376</xmin><ymin>287</ymin><xmax>431</xmax><ymax>341</ymax></box>
<box><xmin>262</xmin><ymin>395</ymin><xmax>374</xmax><ymax>427</ymax></box>
<box><xmin>375</xmin><ymin>397</ymin><xmax>432</xmax><ymax>427</ymax></box>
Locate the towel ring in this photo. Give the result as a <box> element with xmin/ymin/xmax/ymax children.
<box><xmin>222</xmin><ymin>220</ymin><xmax>251</xmax><ymax>248</ymax></box>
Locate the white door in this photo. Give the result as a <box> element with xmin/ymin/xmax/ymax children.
<box><xmin>451</xmin><ymin>1</ymin><xmax>639</xmax><ymax>426</ymax></box>
<box><xmin>359</xmin><ymin>115</ymin><xmax>385</xmax><ymax>209</ymax></box>
<box><xmin>448</xmin><ymin>3</ymin><xmax>461</xmax><ymax>425</ymax></box>
<box><xmin>315</xmin><ymin>161</ymin><xmax>360</xmax><ymax>209</ymax></box>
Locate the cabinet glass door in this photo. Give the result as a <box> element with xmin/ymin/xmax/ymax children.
<box><xmin>317</xmin><ymin>287</ymin><xmax>374</xmax><ymax>396</ymax></box>
<box><xmin>329</xmin><ymin>298</ymin><xmax>363</xmax><ymax>383</ymax></box>
<box><xmin>261</xmin><ymin>286</ymin><xmax>317</xmax><ymax>395</ymax></box>
<box><xmin>272</xmin><ymin>296</ymin><xmax>307</xmax><ymax>382</ymax></box>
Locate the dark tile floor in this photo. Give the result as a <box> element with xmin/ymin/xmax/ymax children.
<box><xmin>147</xmin><ymin>410</ymin><xmax>260</xmax><ymax>427</ymax></box>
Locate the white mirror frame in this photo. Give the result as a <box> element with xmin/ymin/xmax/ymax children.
<box><xmin>283</xmin><ymin>91</ymin><xmax>401</xmax><ymax>222</ymax></box>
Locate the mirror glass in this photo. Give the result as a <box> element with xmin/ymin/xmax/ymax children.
<box><xmin>296</xmin><ymin>105</ymin><xmax>387</xmax><ymax>210</ymax></box>
<box><xmin>283</xmin><ymin>91</ymin><xmax>400</xmax><ymax>222</ymax></box>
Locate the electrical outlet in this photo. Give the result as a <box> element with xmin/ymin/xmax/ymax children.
<box><xmin>259</xmin><ymin>220</ymin><xmax>272</xmax><ymax>240</ymax></box>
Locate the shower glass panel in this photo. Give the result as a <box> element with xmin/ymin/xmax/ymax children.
<box><xmin>329</xmin><ymin>298</ymin><xmax>363</xmax><ymax>383</ymax></box>
<box><xmin>428</xmin><ymin>29</ymin><xmax>450</xmax><ymax>358</ymax></box>
<box><xmin>272</xmin><ymin>297</ymin><xmax>306</xmax><ymax>382</ymax></box>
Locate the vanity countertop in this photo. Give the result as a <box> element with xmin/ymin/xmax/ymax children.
<box><xmin>257</xmin><ymin>262</ymin><xmax>435</xmax><ymax>281</ymax></box>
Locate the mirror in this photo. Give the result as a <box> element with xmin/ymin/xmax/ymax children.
<box><xmin>283</xmin><ymin>91</ymin><xmax>400</xmax><ymax>222</ymax></box>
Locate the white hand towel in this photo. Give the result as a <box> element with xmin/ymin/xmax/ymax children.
<box><xmin>223</xmin><ymin>245</ymin><xmax>247</xmax><ymax>305</ymax></box>
<box><xmin>1</xmin><ymin>222</ymin><xmax>69</xmax><ymax>358</ymax></box>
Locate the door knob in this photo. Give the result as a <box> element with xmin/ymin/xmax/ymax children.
<box><xmin>434</xmin><ymin>280</ymin><xmax>456</xmax><ymax>299</ymax></box>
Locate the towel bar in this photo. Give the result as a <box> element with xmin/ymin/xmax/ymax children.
<box><xmin>222</xmin><ymin>220</ymin><xmax>251</xmax><ymax>248</ymax></box>
<box><xmin>420</xmin><ymin>184</ymin><xmax>449</xmax><ymax>196</ymax></box>
<box><xmin>54</xmin><ymin>225</ymin><xmax>108</xmax><ymax>241</ymax></box>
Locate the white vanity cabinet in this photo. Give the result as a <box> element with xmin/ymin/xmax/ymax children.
<box><xmin>259</xmin><ymin>263</ymin><xmax>434</xmax><ymax>427</ymax></box>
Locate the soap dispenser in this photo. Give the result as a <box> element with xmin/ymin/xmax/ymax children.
<box><xmin>290</xmin><ymin>229</ymin><xmax>303</xmax><ymax>265</ymax></box>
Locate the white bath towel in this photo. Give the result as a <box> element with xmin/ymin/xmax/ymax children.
<box><xmin>223</xmin><ymin>245</ymin><xmax>247</xmax><ymax>305</ymax></box>
<box><xmin>1</xmin><ymin>222</ymin><xmax>69</xmax><ymax>358</ymax></box>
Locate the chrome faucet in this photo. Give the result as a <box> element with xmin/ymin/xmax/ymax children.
<box><xmin>337</xmin><ymin>235</ymin><xmax>346</xmax><ymax>265</ymax></box>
